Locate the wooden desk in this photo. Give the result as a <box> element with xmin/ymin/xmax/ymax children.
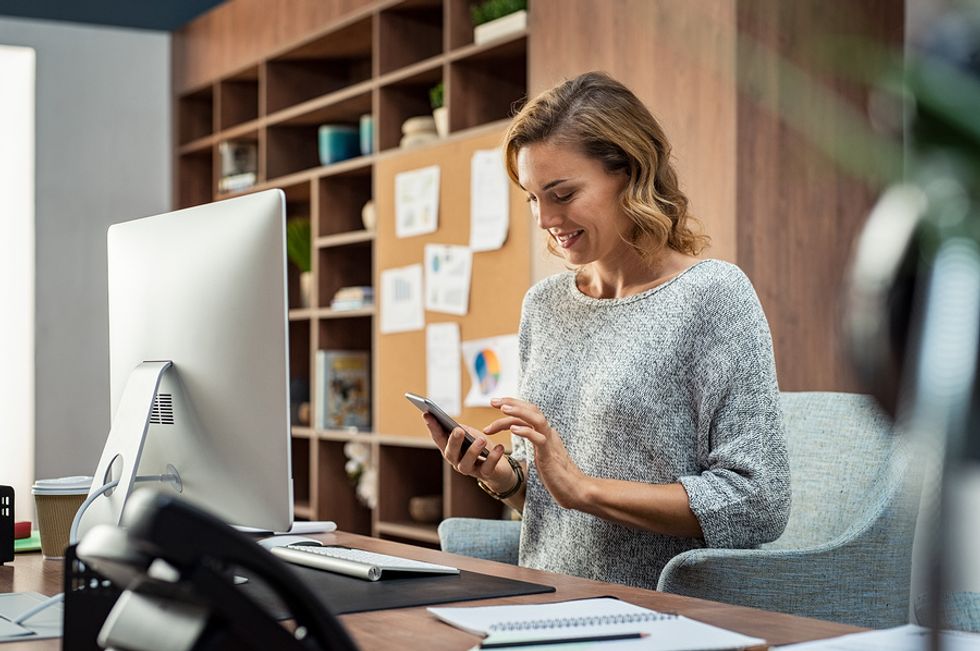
<box><xmin>1</xmin><ymin>531</ymin><xmax>862</xmax><ymax>650</ymax></box>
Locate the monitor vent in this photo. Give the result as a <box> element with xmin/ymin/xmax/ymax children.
<box><xmin>150</xmin><ymin>394</ymin><xmax>174</xmax><ymax>425</ymax></box>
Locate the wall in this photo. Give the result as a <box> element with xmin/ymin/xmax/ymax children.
<box><xmin>0</xmin><ymin>45</ymin><xmax>36</xmax><ymax>520</ymax></box>
<box><xmin>0</xmin><ymin>17</ymin><xmax>171</xmax><ymax>482</ymax></box>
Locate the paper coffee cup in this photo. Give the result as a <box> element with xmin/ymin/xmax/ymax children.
<box><xmin>32</xmin><ymin>476</ymin><xmax>92</xmax><ymax>560</ymax></box>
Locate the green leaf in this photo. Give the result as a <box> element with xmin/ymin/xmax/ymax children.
<box><xmin>285</xmin><ymin>217</ymin><xmax>312</xmax><ymax>273</ymax></box>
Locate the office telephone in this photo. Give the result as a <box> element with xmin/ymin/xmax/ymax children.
<box><xmin>75</xmin><ymin>489</ymin><xmax>358</xmax><ymax>651</ymax></box>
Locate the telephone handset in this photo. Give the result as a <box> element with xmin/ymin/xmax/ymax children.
<box><xmin>76</xmin><ymin>489</ymin><xmax>358</xmax><ymax>651</ymax></box>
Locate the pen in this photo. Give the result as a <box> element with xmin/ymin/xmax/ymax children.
<box><xmin>479</xmin><ymin>632</ymin><xmax>648</xmax><ymax>649</ymax></box>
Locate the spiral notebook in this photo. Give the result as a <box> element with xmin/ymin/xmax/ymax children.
<box><xmin>428</xmin><ymin>597</ymin><xmax>766</xmax><ymax>650</ymax></box>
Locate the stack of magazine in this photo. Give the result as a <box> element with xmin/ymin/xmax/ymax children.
<box><xmin>331</xmin><ymin>286</ymin><xmax>373</xmax><ymax>311</ymax></box>
<box><xmin>218</xmin><ymin>140</ymin><xmax>257</xmax><ymax>193</ymax></box>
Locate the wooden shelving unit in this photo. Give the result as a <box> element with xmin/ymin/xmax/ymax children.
<box><xmin>173</xmin><ymin>0</ymin><xmax>529</xmax><ymax>546</ymax></box>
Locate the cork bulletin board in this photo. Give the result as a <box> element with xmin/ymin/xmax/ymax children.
<box><xmin>375</xmin><ymin>125</ymin><xmax>532</xmax><ymax>440</ymax></box>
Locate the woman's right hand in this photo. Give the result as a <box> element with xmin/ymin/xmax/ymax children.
<box><xmin>422</xmin><ymin>413</ymin><xmax>515</xmax><ymax>492</ymax></box>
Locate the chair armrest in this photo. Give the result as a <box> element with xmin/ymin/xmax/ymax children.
<box><xmin>437</xmin><ymin>518</ymin><xmax>520</xmax><ymax>565</ymax></box>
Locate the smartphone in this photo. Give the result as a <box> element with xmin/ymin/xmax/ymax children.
<box><xmin>405</xmin><ymin>392</ymin><xmax>489</xmax><ymax>459</ymax></box>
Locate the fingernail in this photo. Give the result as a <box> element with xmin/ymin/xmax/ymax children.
<box><xmin>502</xmin><ymin>405</ymin><xmax>513</xmax><ymax>412</ymax></box>
<box><xmin>482</xmin><ymin>427</ymin><xmax>490</xmax><ymax>433</ymax></box>
<box><xmin>476</xmin><ymin>437</ymin><xmax>486</xmax><ymax>447</ymax></box>
<box><xmin>495</xmin><ymin>445</ymin><xmax>504</xmax><ymax>453</ymax></box>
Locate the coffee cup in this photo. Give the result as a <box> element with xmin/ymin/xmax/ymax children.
<box><xmin>32</xmin><ymin>476</ymin><xmax>92</xmax><ymax>560</ymax></box>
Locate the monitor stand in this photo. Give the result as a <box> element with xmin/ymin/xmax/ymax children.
<box><xmin>77</xmin><ymin>361</ymin><xmax>178</xmax><ymax>541</ymax></box>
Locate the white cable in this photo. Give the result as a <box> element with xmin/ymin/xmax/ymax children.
<box><xmin>12</xmin><ymin>592</ymin><xmax>64</xmax><ymax>625</ymax></box>
<box><xmin>67</xmin><ymin>473</ymin><xmax>174</xmax><ymax>546</ymax></box>
<box><xmin>68</xmin><ymin>478</ymin><xmax>120</xmax><ymax>546</ymax></box>
<box><xmin>12</xmin><ymin>473</ymin><xmax>177</xmax><ymax>629</ymax></box>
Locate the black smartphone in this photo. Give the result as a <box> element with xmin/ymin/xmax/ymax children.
<box><xmin>405</xmin><ymin>392</ymin><xmax>489</xmax><ymax>459</ymax></box>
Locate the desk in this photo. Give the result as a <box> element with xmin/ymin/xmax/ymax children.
<box><xmin>1</xmin><ymin>531</ymin><xmax>862</xmax><ymax>650</ymax></box>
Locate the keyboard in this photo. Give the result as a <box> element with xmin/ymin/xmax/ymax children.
<box><xmin>270</xmin><ymin>544</ymin><xmax>460</xmax><ymax>581</ymax></box>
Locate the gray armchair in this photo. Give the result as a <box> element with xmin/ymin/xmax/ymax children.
<box><xmin>439</xmin><ymin>392</ymin><xmax>920</xmax><ymax>629</ymax></box>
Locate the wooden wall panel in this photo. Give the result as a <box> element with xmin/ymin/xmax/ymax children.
<box><xmin>735</xmin><ymin>0</ymin><xmax>904</xmax><ymax>391</ymax></box>
<box><xmin>375</xmin><ymin>127</ymin><xmax>531</xmax><ymax>438</ymax></box>
<box><xmin>528</xmin><ymin>0</ymin><xmax>738</xmax><ymax>280</ymax></box>
<box><xmin>173</xmin><ymin>0</ymin><xmax>376</xmax><ymax>92</ymax></box>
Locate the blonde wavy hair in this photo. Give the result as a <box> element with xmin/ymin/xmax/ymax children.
<box><xmin>504</xmin><ymin>72</ymin><xmax>709</xmax><ymax>263</ymax></box>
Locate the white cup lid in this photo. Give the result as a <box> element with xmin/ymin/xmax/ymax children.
<box><xmin>32</xmin><ymin>475</ymin><xmax>93</xmax><ymax>495</ymax></box>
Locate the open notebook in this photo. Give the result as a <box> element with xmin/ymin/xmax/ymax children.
<box><xmin>428</xmin><ymin>597</ymin><xmax>766</xmax><ymax>650</ymax></box>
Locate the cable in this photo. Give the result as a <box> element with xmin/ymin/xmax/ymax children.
<box><xmin>12</xmin><ymin>593</ymin><xmax>64</xmax><ymax>625</ymax></box>
<box><xmin>11</xmin><ymin>474</ymin><xmax>179</xmax><ymax>629</ymax></box>
<box><xmin>68</xmin><ymin>478</ymin><xmax>120</xmax><ymax>547</ymax></box>
<box><xmin>68</xmin><ymin>473</ymin><xmax>176</xmax><ymax>546</ymax></box>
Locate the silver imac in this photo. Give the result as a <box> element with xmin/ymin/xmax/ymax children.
<box><xmin>77</xmin><ymin>189</ymin><xmax>293</xmax><ymax>540</ymax></box>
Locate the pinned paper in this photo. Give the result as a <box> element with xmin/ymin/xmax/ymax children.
<box><xmin>380</xmin><ymin>264</ymin><xmax>424</xmax><ymax>334</ymax></box>
<box><xmin>395</xmin><ymin>165</ymin><xmax>440</xmax><ymax>238</ymax></box>
<box><xmin>461</xmin><ymin>334</ymin><xmax>520</xmax><ymax>407</ymax></box>
<box><xmin>424</xmin><ymin>244</ymin><xmax>472</xmax><ymax>316</ymax></box>
<box><xmin>470</xmin><ymin>149</ymin><xmax>509</xmax><ymax>252</ymax></box>
<box><xmin>426</xmin><ymin>323</ymin><xmax>462</xmax><ymax>417</ymax></box>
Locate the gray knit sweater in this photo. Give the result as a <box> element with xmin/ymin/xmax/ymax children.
<box><xmin>510</xmin><ymin>259</ymin><xmax>790</xmax><ymax>589</ymax></box>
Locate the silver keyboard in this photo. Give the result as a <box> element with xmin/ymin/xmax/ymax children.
<box><xmin>270</xmin><ymin>544</ymin><xmax>460</xmax><ymax>582</ymax></box>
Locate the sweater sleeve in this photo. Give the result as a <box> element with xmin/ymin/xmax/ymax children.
<box><xmin>676</xmin><ymin>273</ymin><xmax>791</xmax><ymax>548</ymax></box>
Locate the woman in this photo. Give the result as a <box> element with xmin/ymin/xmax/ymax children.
<box><xmin>423</xmin><ymin>71</ymin><xmax>790</xmax><ymax>590</ymax></box>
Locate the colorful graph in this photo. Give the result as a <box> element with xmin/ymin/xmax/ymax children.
<box><xmin>475</xmin><ymin>349</ymin><xmax>501</xmax><ymax>393</ymax></box>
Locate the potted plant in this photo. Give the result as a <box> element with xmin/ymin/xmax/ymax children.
<box><xmin>471</xmin><ymin>0</ymin><xmax>527</xmax><ymax>45</ymax></box>
<box><xmin>286</xmin><ymin>217</ymin><xmax>313</xmax><ymax>308</ymax></box>
<box><xmin>430</xmin><ymin>81</ymin><xmax>448</xmax><ymax>138</ymax></box>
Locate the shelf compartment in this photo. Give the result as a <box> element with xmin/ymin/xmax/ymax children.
<box><xmin>377</xmin><ymin>445</ymin><xmax>443</xmax><ymax>526</ymax></box>
<box><xmin>317</xmin><ymin>165</ymin><xmax>373</xmax><ymax>237</ymax></box>
<box><xmin>378</xmin><ymin>0</ymin><xmax>444</xmax><ymax>76</ymax></box>
<box><xmin>292</xmin><ymin>436</ymin><xmax>312</xmax><ymax>511</ymax></box>
<box><xmin>289</xmin><ymin>317</ymin><xmax>311</xmax><ymax>391</ymax></box>
<box><xmin>177</xmin><ymin>149</ymin><xmax>213</xmax><ymax>209</ymax></box>
<box><xmin>448</xmin><ymin>34</ymin><xmax>527</xmax><ymax>133</ymax></box>
<box><xmin>446</xmin><ymin>466</ymin><xmax>506</xmax><ymax>520</ymax></box>
<box><xmin>218</xmin><ymin>66</ymin><xmax>260</xmax><ymax>130</ymax></box>
<box><xmin>446</xmin><ymin>0</ymin><xmax>475</xmax><ymax>50</ymax></box>
<box><xmin>294</xmin><ymin>501</ymin><xmax>313</xmax><ymax>520</ymax></box>
<box><xmin>316</xmin><ymin>439</ymin><xmax>372</xmax><ymax>534</ymax></box>
<box><xmin>178</xmin><ymin>84</ymin><xmax>214</xmax><ymax>145</ymax></box>
<box><xmin>318</xmin><ymin>314</ymin><xmax>372</xmax><ymax>352</ymax></box>
<box><xmin>266</xmin><ymin>89</ymin><xmax>373</xmax><ymax>180</ymax></box>
<box><xmin>266</xmin><ymin>16</ymin><xmax>373</xmax><ymax>115</ymax></box>
<box><xmin>377</xmin><ymin>64</ymin><xmax>443</xmax><ymax>152</ymax></box>
<box><xmin>316</xmin><ymin>242</ymin><xmax>373</xmax><ymax>308</ymax></box>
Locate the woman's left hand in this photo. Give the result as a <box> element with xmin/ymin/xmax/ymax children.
<box><xmin>483</xmin><ymin>397</ymin><xmax>589</xmax><ymax>510</ymax></box>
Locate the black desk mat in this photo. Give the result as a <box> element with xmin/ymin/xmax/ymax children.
<box><xmin>239</xmin><ymin>565</ymin><xmax>555</xmax><ymax>618</ymax></box>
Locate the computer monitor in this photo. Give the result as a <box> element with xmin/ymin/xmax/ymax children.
<box><xmin>76</xmin><ymin>189</ymin><xmax>293</xmax><ymax>540</ymax></box>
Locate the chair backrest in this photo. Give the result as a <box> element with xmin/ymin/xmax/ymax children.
<box><xmin>764</xmin><ymin>391</ymin><xmax>896</xmax><ymax>550</ymax></box>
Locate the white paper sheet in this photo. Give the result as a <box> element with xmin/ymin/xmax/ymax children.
<box><xmin>380</xmin><ymin>264</ymin><xmax>424</xmax><ymax>334</ymax></box>
<box><xmin>777</xmin><ymin>624</ymin><xmax>980</xmax><ymax>651</ymax></box>
<box><xmin>469</xmin><ymin>149</ymin><xmax>510</xmax><ymax>252</ymax></box>
<box><xmin>395</xmin><ymin>165</ymin><xmax>440</xmax><ymax>238</ymax></box>
<box><xmin>461</xmin><ymin>334</ymin><xmax>520</xmax><ymax>407</ymax></box>
<box><xmin>429</xmin><ymin>597</ymin><xmax>765</xmax><ymax>651</ymax></box>
<box><xmin>426</xmin><ymin>323</ymin><xmax>462</xmax><ymax>417</ymax></box>
<box><xmin>424</xmin><ymin>244</ymin><xmax>473</xmax><ymax>316</ymax></box>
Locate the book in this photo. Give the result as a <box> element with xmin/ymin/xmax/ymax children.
<box><xmin>218</xmin><ymin>140</ymin><xmax>258</xmax><ymax>193</ymax></box>
<box><xmin>315</xmin><ymin>350</ymin><xmax>371</xmax><ymax>431</ymax></box>
<box><xmin>428</xmin><ymin>597</ymin><xmax>765</xmax><ymax>650</ymax></box>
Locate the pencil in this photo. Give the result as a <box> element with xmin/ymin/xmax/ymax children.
<box><xmin>479</xmin><ymin>632</ymin><xmax>648</xmax><ymax>649</ymax></box>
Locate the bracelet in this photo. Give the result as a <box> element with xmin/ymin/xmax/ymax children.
<box><xmin>477</xmin><ymin>455</ymin><xmax>524</xmax><ymax>501</ymax></box>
